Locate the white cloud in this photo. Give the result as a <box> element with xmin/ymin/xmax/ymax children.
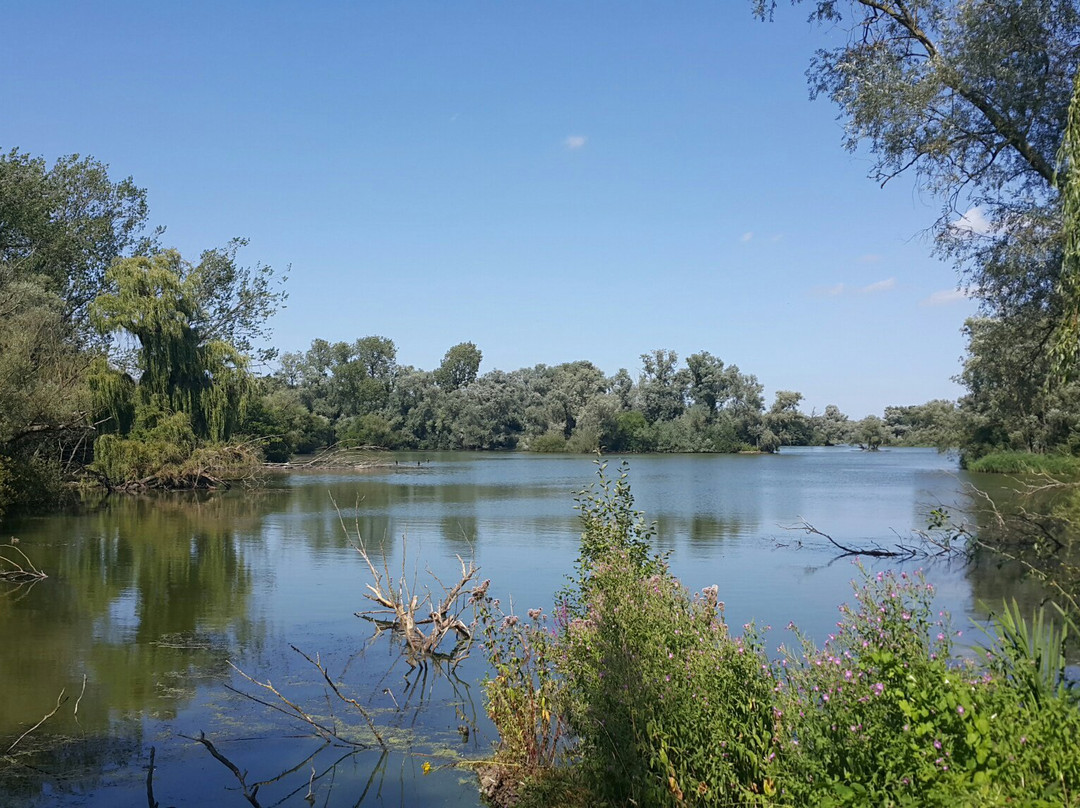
<box><xmin>563</xmin><ymin>135</ymin><xmax>587</xmax><ymax>150</ymax></box>
<box><xmin>811</xmin><ymin>282</ymin><xmax>846</xmax><ymax>297</ymax></box>
<box><xmin>951</xmin><ymin>206</ymin><xmax>994</xmax><ymax>235</ymax></box>
<box><xmin>860</xmin><ymin>278</ymin><xmax>896</xmax><ymax>294</ymax></box>
<box><xmin>741</xmin><ymin>231</ymin><xmax>754</xmax><ymax>243</ymax></box>
<box><xmin>858</xmin><ymin>253</ymin><xmax>881</xmax><ymax>263</ymax></box>
<box><xmin>921</xmin><ymin>288</ymin><xmax>971</xmax><ymax>306</ymax></box>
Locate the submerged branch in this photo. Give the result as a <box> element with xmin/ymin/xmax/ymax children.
<box><xmin>183</xmin><ymin>732</ymin><xmax>262</xmax><ymax>808</ymax></box>
<box><xmin>0</xmin><ymin>543</ymin><xmax>48</xmax><ymax>582</ymax></box>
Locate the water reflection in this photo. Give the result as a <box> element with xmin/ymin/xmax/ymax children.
<box><xmin>1</xmin><ymin>448</ymin><xmax>1070</xmax><ymax>805</ymax></box>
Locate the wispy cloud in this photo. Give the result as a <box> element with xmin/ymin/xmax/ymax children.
<box><xmin>858</xmin><ymin>253</ymin><xmax>881</xmax><ymax>263</ymax></box>
<box><xmin>563</xmin><ymin>135</ymin><xmax>587</xmax><ymax>150</ymax></box>
<box><xmin>921</xmin><ymin>288</ymin><xmax>972</xmax><ymax>306</ymax></box>
<box><xmin>741</xmin><ymin>231</ymin><xmax>754</xmax><ymax>243</ymax></box>
<box><xmin>860</xmin><ymin>277</ymin><xmax>895</xmax><ymax>294</ymax></box>
<box><xmin>951</xmin><ymin>206</ymin><xmax>994</xmax><ymax>235</ymax></box>
<box><xmin>814</xmin><ymin>278</ymin><xmax>896</xmax><ymax>298</ymax></box>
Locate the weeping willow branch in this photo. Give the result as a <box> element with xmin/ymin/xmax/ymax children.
<box><xmin>1049</xmin><ymin>67</ymin><xmax>1080</xmax><ymax>383</ymax></box>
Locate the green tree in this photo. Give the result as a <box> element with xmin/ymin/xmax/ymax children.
<box><xmin>0</xmin><ymin>149</ymin><xmax>153</xmax><ymax>332</ymax></box>
<box><xmin>753</xmin><ymin>0</ymin><xmax>1077</xmax><ymax>298</ymax></box>
<box><xmin>91</xmin><ymin>251</ymin><xmax>258</xmax><ymax>443</ymax></box>
<box><xmin>0</xmin><ymin>150</ymin><xmax>154</xmax><ymax>515</ymax></box>
<box><xmin>854</xmin><ymin>414</ymin><xmax>888</xmax><ymax>451</ymax></box>
<box><xmin>434</xmin><ymin>341</ymin><xmax>482</xmax><ymax>391</ymax></box>
<box><xmin>639</xmin><ymin>349</ymin><xmax>686</xmax><ymax>423</ymax></box>
<box><xmin>754</xmin><ymin>0</ymin><xmax>1080</xmax><ymax>454</ymax></box>
<box><xmin>809</xmin><ymin>404</ymin><xmax>852</xmax><ymax>446</ymax></box>
<box><xmin>765</xmin><ymin>390</ymin><xmax>812</xmax><ymax>446</ymax></box>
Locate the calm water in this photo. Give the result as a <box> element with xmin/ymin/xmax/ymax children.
<box><xmin>0</xmin><ymin>448</ymin><xmax>1039</xmax><ymax>806</ymax></box>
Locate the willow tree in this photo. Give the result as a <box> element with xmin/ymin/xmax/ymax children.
<box><xmin>1051</xmin><ymin>69</ymin><xmax>1080</xmax><ymax>379</ymax></box>
<box><xmin>90</xmin><ymin>249</ymin><xmax>274</xmax><ymax>444</ymax></box>
<box><xmin>754</xmin><ymin>0</ymin><xmax>1080</xmax><ymax>312</ymax></box>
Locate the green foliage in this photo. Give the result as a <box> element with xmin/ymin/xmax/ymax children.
<box><xmin>753</xmin><ymin>1</ymin><xmax>1080</xmax><ymax>460</ymax></box>
<box><xmin>434</xmin><ymin>341</ymin><xmax>482</xmax><ymax>391</ymax></box>
<box><xmin>982</xmin><ymin>599</ymin><xmax>1077</xmax><ymax>707</ymax></box>
<box><xmin>337</xmin><ymin>413</ymin><xmax>399</xmax><ymax>449</ymax></box>
<box><xmin>91</xmin><ymin>412</ymin><xmax>259</xmax><ymax>489</ymax></box>
<box><xmin>886</xmin><ymin>400</ymin><xmax>963</xmax><ymax>448</ymax></box>
<box><xmin>0</xmin><ymin>148</ymin><xmax>152</xmax><ymax>330</ymax></box>
<box><xmin>531</xmin><ymin>432</ymin><xmax>568</xmax><ymax>453</ymax></box>
<box><xmin>559</xmin><ymin>462</ymin><xmax>775</xmax><ymax>805</ymax></box>
<box><xmin>91</xmin><ymin>251</ymin><xmax>256</xmax><ymax>443</ymax></box>
<box><xmin>477</xmin><ymin>596</ymin><xmax>567</xmax><ymax>771</ymax></box>
<box><xmin>484</xmin><ymin>471</ymin><xmax>1080</xmax><ymax>807</ymax></box>
<box><xmin>1050</xmin><ymin>66</ymin><xmax>1080</xmax><ymax>380</ymax></box>
<box><xmin>606</xmin><ymin>410</ymin><xmax>653</xmax><ymax>452</ymax></box>
<box><xmin>965</xmin><ymin>451</ymin><xmax>1080</xmax><ymax>475</ymax></box>
<box><xmin>777</xmin><ymin>570</ymin><xmax>1080</xmax><ymax>807</ymax></box>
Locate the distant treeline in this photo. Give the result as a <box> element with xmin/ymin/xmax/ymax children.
<box><xmin>4</xmin><ymin>146</ymin><xmax>1076</xmax><ymax>517</ymax></box>
<box><xmin>242</xmin><ymin>337</ymin><xmax>964</xmax><ymax>460</ymax></box>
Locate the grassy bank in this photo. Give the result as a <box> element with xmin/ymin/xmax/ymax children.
<box><xmin>965</xmin><ymin>451</ymin><xmax>1080</xmax><ymax>476</ymax></box>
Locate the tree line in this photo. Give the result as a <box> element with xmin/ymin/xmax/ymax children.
<box><xmin>6</xmin><ymin>0</ymin><xmax>1080</xmax><ymax>513</ymax></box>
<box><xmin>249</xmin><ymin>337</ymin><xmax>962</xmax><ymax>459</ymax></box>
<box><xmin>0</xmin><ymin>143</ymin><xmax>1058</xmax><ymax>520</ymax></box>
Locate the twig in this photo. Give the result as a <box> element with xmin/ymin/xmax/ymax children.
<box><xmin>184</xmin><ymin>731</ymin><xmax>262</xmax><ymax>807</ymax></box>
<box><xmin>0</xmin><ymin>543</ymin><xmax>48</xmax><ymax>582</ymax></box>
<box><xmin>783</xmin><ymin>521</ymin><xmax>917</xmax><ymax>558</ymax></box>
<box><xmin>73</xmin><ymin>674</ymin><xmax>87</xmax><ymax>726</ymax></box>
<box><xmin>290</xmin><ymin>645</ymin><xmax>386</xmax><ymax>749</ymax></box>
<box><xmin>227</xmin><ymin>662</ymin><xmax>359</xmax><ymax>747</ymax></box>
<box><xmin>146</xmin><ymin>746</ymin><xmax>160</xmax><ymax>808</ymax></box>
<box><xmin>6</xmin><ymin>689</ymin><xmax>68</xmax><ymax>755</ymax></box>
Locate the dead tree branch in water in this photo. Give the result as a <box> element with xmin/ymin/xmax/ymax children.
<box><xmin>225</xmin><ymin>655</ymin><xmax>384</xmax><ymax>750</ymax></box>
<box><xmin>0</xmin><ymin>543</ymin><xmax>47</xmax><ymax>582</ymax></box>
<box><xmin>3</xmin><ymin>675</ymin><xmax>86</xmax><ymax>759</ymax></box>
<box><xmin>183</xmin><ymin>732</ymin><xmax>262</xmax><ymax>808</ymax></box>
<box><xmin>783</xmin><ymin>521</ymin><xmax>960</xmax><ymax>560</ymax></box>
<box><xmin>331</xmin><ymin>494</ymin><xmax>480</xmax><ymax>663</ymax></box>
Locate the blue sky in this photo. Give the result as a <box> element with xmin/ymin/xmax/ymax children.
<box><xmin>1</xmin><ymin>1</ymin><xmax>978</xmax><ymax>417</ymax></box>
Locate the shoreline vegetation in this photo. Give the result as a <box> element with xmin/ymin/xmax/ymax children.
<box><xmin>471</xmin><ymin>465</ymin><xmax>1080</xmax><ymax>808</ymax></box>
<box><xmin>4</xmin><ymin>145</ymin><xmax>1080</xmax><ymax>514</ymax></box>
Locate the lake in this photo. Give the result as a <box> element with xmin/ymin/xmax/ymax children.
<box><xmin>0</xmin><ymin>448</ymin><xmax>1041</xmax><ymax>806</ymax></box>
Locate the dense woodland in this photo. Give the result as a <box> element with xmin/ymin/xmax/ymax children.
<box><xmin>0</xmin><ymin>142</ymin><xmax>1071</xmax><ymax>519</ymax></box>
<box><xmin>4</xmin><ymin>0</ymin><xmax>1080</xmax><ymax>518</ymax></box>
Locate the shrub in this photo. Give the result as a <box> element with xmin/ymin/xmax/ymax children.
<box><xmin>531</xmin><ymin>431</ymin><xmax>569</xmax><ymax>453</ymax></box>
<box><xmin>966</xmin><ymin>451</ymin><xmax>1080</xmax><ymax>476</ymax></box>
<box><xmin>482</xmin><ymin>463</ymin><xmax>1080</xmax><ymax>807</ymax></box>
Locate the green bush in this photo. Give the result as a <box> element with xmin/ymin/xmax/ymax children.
<box><xmin>966</xmin><ymin>451</ymin><xmax>1080</xmax><ymax>476</ymax></box>
<box><xmin>483</xmin><ymin>463</ymin><xmax>1080</xmax><ymax>807</ymax></box>
<box><xmin>531</xmin><ymin>432</ymin><xmax>569</xmax><ymax>453</ymax></box>
<box><xmin>776</xmin><ymin>570</ymin><xmax>1080</xmax><ymax>806</ymax></box>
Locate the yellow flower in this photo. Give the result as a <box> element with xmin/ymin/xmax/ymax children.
<box><xmin>422</xmin><ymin>761</ymin><xmax>432</xmax><ymax>775</ymax></box>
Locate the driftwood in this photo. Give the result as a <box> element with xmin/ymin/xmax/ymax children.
<box><xmin>0</xmin><ymin>543</ymin><xmax>47</xmax><ymax>583</ymax></box>
<box><xmin>266</xmin><ymin>442</ymin><xmax>405</xmax><ymax>471</ymax></box>
<box><xmin>3</xmin><ymin>675</ymin><xmax>86</xmax><ymax>759</ymax></box>
<box><xmin>332</xmin><ymin>495</ymin><xmax>481</xmax><ymax>662</ymax></box>
<box><xmin>783</xmin><ymin>521</ymin><xmax>961</xmax><ymax>560</ymax></box>
<box><xmin>182</xmin><ymin>732</ymin><xmax>263</xmax><ymax>808</ymax></box>
<box><xmin>225</xmin><ymin>650</ymin><xmax>386</xmax><ymax>749</ymax></box>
